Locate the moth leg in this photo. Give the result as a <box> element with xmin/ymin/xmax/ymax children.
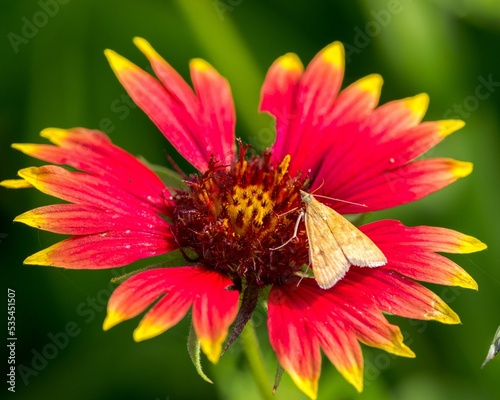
<box><xmin>270</xmin><ymin>211</ymin><xmax>304</xmax><ymax>251</ymax></box>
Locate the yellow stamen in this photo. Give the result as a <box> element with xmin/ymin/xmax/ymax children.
<box><xmin>227</xmin><ymin>185</ymin><xmax>274</xmax><ymax>235</ymax></box>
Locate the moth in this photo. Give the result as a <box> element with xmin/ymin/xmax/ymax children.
<box><xmin>300</xmin><ymin>190</ymin><xmax>387</xmax><ymax>289</ymax></box>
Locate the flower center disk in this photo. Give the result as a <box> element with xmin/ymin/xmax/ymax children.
<box><xmin>171</xmin><ymin>148</ymin><xmax>308</xmax><ymax>287</ymax></box>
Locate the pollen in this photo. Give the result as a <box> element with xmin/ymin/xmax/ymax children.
<box><xmin>227</xmin><ymin>185</ymin><xmax>274</xmax><ymax>235</ymax></box>
<box><xmin>170</xmin><ymin>148</ymin><xmax>308</xmax><ymax>287</ymax></box>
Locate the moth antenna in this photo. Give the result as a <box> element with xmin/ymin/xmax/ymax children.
<box><xmin>311</xmin><ymin>194</ymin><xmax>367</xmax><ymax>208</ymax></box>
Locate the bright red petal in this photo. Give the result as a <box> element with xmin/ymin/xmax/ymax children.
<box><xmin>24</xmin><ymin>230</ymin><xmax>174</xmax><ymax>269</ymax></box>
<box><xmin>346</xmin><ymin>269</ymin><xmax>460</xmax><ymax>323</ymax></box>
<box><xmin>268</xmin><ymin>283</ymin><xmax>321</xmax><ymax>399</ymax></box>
<box><xmin>260</xmin><ymin>52</ymin><xmax>304</xmax><ymax>162</ymax></box>
<box><xmin>268</xmin><ymin>279</ymin><xmax>414</xmax><ymax>397</ymax></box>
<box><xmin>135</xmin><ymin>37</ymin><xmax>235</xmax><ymax>166</ymax></box>
<box><xmin>105</xmin><ymin>39</ymin><xmax>236</xmax><ymax>171</ymax></box>
<box><xmin>361</xmin><ymin>219</ymin><xmax>485</xmax><ymax>288</ymax></box>
<box><xmin>264</xmin><ymin>42</ymin><xmax>345</xmax><ymax>174</ymax></box>
<box><xmin>17</xmin><ymin>166</ymin><xmax>163</xmax><ymax>217</ymax></box>
<box><xmin>189</xmin><ymin>58</ymin><xmax>236</xmax><ymax>166</ymax></box>
<box><xmin>14</xmin><ymin>203</ymin><xmax>169</xmax><ymax>235</ymax></box>
<box><xmin>12</xmin><ymin>128</ymin><xmax>170</xmax><ymax>214</ymax></box>
<box><xmin>104</xmin><ymin>267</ymin><xmax>239</xmax><ymax>363</ymax></box>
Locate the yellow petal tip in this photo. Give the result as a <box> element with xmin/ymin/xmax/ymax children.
<box><xmin>458</xmin><ymin>234</ymin><xmax>487</xmax><ymax>254</ymax></box>
<box><xmin>104</xmin><ymin>49</ymin><xmax>135</xmax><ymax>73</ymax></box>
<box><xmin>13</xmin><ymin>211</ymin><xmax>43</xmax><ymax>228</ymax></box>
<box><xmin>339</xmin><ymin>365</ymin><xmax>364</xmax><ymax>393</ymax></box>
<box><xmin>277</xmin><ymin>53</ymin><xmax>303</xmax><ymax>72</ymax></box>
<box><xmin>452</xmin><ymin>160</ymin><xmax>473</xmax><ymax>178</ymax></box>
<box><xmin>133</xmin><ymin>37</ymin><xmax>160</xmax><ymax>61</ymax></box>
<box><xmin>0</xmin><ymin>179</ymin><xmax>32</xmax><ymax>189</ymax></box>
<box><xmin>430</xmin><ymin>302</ymin><xmax>461</xmax><ymax>325</ymax></box>
<box><xmin>358</xmin><ymin>74</ymin><xmax>383</xmax><ymax>94</ymax></box>
<box><xmin>452</xmin><ymin>272</ymin><xmax>478</xmax><ymax>290</ymax></box>
<box><xmin>133</xmin><ymin>320</ymin><xmax>165</xmax><ymax>342</ymax></box>
<box><xmin>438</xmin><ymin>120</ymin><xmax>465</xmax><ymax>138</ymax></box>
<box><xmin>24</xmin><ymin>250</ymin><xmax>52</xmax><ymax>266</ymax></box>
<box><xmin>321</xmin><ymin>41</ymin><xmax>344</xmax><ymax>68</ymax></box>
<box><xmin>398</xmin><ymin>344</ymin><xmax>416</xmax><ymax>358</ymax></box>
<box><xmin>200</xmin><ymin>338</ymin><xmax>222</xmax><ymax>364</ymax></box>
<box><xmin>190</xmin><ymin>58</ymin><xmax>214</xmax><ymax>73</ymax></box>
<box><xmin>103</xmin><ymin>310</ymin><xmax>125</xmax><ymax>331</ymax></box>
<box><xmin>289</xmin><ymin>373</ymin><xmax>318</xmax><ymax>400</ymax></box>
<box><xmin>405</xmin><ymin>93</ymin><xmax>429</xmax><ymax>119</ymax></box>
<box><xmin>40</xmin><ymin>128</ymin><xmax>69</xmax><ymax>143</ymax></box>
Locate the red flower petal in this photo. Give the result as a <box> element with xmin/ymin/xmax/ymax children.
<box><xmin>313</xmin><ymin>317</ymin><xmax>364</xmax><ymax>392</ymax></box>
<box><xmin>361</xmin><ymin>219</ymin><xmax>484</xmax><ymax>288</ymax></box>
<box><xmin>14</xmin><ymin>204</ymin><xmax>169</xmax><ymax>235</ymax></box>
<box><xmin>318</xmin><ymin>157</ymin><xmax>472</xmax><ymax>214</ymax></box>
<box><xmin>135</xmin><ymin>38</ymin><xmax>235</xmax><ymax>166</ymax></box>
<box><xmin>263</xmin><ymin>42</ymin><xmax>345</xmax><ymax>173</ymax></box>
<box><xmin>268</xmin><ymin>279</ymin><xmax>414</xmax><ymax>397</ymax></box>
<box><xmin>346</xmin><ymin>269</ymin><xmax>460</xmax><ymax>323</ymax></box>
<box><xmin>104</xmin><ymin>267</ymin><xmax>239</xmax><ymax>363</ymax></box>
<box><xmin>268</xmin><ymin>283</ymin><xmax>321</xmax><ymax>399</ymax></box>
<box><xmin>260</xmin><ymin>52</ymin><xmax>304</xmax><ymax>162</ymax></box>
<box><xmin>189</xmin><ymin>58</ymin><xmax>236</xmax><ymax>166</ymax></box>
<box><xmin>12</xmin><ymin>128</ymin><xmax>170</xmax><ymax>214</ymax></box>
<box><xmin>105</xmin><ymin>39</ymin><xmax>236</xmax><ymax>172</ymax></box>
<box><xmin>301</xmin><ymin>92</ymin><xmax>467</xmax><ymax>211</ymax></box>
<box><xmin>24</xmin><ymin>230</ymin><xmax>174</xmax><ymax>269</ymax></box>
<box><xmin>17</xmin><ymin>166</ymin><xmax>165</xmax><ymax>218</ymax></box>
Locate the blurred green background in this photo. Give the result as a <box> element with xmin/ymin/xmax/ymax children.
<box><xmin>1</xmin><ymin>0</ymin><xmax>499</xmax><ymax>399</ymax></box>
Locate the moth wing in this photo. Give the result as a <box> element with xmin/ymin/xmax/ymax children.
<box><xmin>322</xmin><ymin>205</ymin><xmax>387</xmax><ymax>268</ymax></box>
<box><xmin>304</xmin><ymin>208</ymin><xmax>351</xmax><ymax>289</ymax></box>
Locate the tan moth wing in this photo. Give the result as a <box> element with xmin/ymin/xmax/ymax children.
<box><xmin>300</xmin><ymin>190</ymin><xmax>387</xmax><ymax>289</ymax></box>
<box><xmin>302</xmin><ymin>207</ymin><xmax>351</xmax><ymax>289</ymax></box>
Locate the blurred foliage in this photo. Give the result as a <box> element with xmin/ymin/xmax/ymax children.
<box><xmin>1</xmin><ymin>0</ymin><xmax>500</xmax><ymax>399</ymax></box>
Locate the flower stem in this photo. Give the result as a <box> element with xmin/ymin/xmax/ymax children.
<box><xmin>240</xmin><ymin>322</ymin><xmax>275</xmax><ymax>400</ymax></box>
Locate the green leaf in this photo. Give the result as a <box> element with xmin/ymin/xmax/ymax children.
<box><xmin>137</xmin><ymin>155</ymin><xmax>187</xmax><ymax>190</ymax></box>
<box><xmin>187</xmin><ymin>321</ymin><xmax>213</xmax><ymax>384</ymax></box>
